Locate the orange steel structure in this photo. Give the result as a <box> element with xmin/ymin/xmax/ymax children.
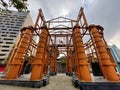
<box><xmin>89</xmin><ymin>25</ymin><xmax>119</xmax><ymax>81</ymax></box>
<box><xmin>73</xmin><ymin>26</ymin><xmax>91</xmax><ymax>81</ymax></box>
<box><xmin>6</xmin><ymin>27</ymin><xmax>34</xmax><ymax>79</ymax></box>
<box><xmin>5</xmin><ymin>7</ymin><xmax>119</xmax><ymax>82</ymax></box>
<box><xmin>30</xmin><ymin>27</ymin><xmax>49</xmax><ymax>80</ymax></box>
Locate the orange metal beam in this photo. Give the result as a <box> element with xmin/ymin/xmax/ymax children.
<box><xmin>34</xmin><ymin>9</ymin><xmax>45</xmax><ymax>28</ymax></box>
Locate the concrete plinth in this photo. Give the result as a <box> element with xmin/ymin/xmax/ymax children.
<box><xmin>72</xmin><ymin>74</ymin><xmax>120</xmax><ymax>90</ymax></box>
<box><xmin>0</xmin><ymin>74</ymin><xmax>50</xmax><ymax>88</ymax></box>
<box><xmin>66</xmin><ymin>72</ymin><xmax>73</xmax><ymax>76</ymax></box>
<box><xmin>49</xmin><ymin>72</ymin><xmax>57</xmax><ymax>76</ymax></box>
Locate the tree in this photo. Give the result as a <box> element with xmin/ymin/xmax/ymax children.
<box><xmin>59</xmin><ymin>56</ymin><xmax>66</xmax><ymax>65</ymax></box>
<box><xmin>0</xmin><ymin>0</ymin><xmax>29</xmax><ymax>13</ymax></box>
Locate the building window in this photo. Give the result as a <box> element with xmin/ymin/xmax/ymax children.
<box><xmin>16</xmin><ymin>24</ymin><xmax>22</xmax><ymax>26</ymax></box>
<box><xmin>2</xmin><ymin>46</ymin><xmax>10</xmax><ymax>48</ymax></box>
<box><xmin>1</xmin><ymin>50</ymin><xmax>9</xmax><ymax>52</ymax></box>
<box><xmin>1</xmin><ymin>35</ymin><xmax>7</xmax><ymax>37</ymax></box>
<box><xmin>13</xmin><ymin>29</ymin><xmax>19</xmax><ymax>32</ymax></box>
<box><xmin>1</xmin><ymin>29</ymin><xmax>6</xmax><ymax>30</ymax></box>
<box><xmin>11</xmin><ymin>26</ymin><xmax>19</xmax><ymax>28</ymax></box>
<box><xmin>6</xmin><ymin>42</ymin><xmax>13</xmax><ymax>44</ymax></box>
<box><xmin>2</xmin><ymin>32</ymin><xmax>5</xmax><ymax>33</ymax></box>
<box><xmin>0</xmin><ymin>41</ymin><xmax>3</xmax><ymax>43</ymax></box>
<box><xmin>0</xmin><ymin>59</ymin><xmax>5</xmax><ymax>60</ymax></box>
<box><xmin>9</xmin><ymin>35</ymin><xmax>16</xmax><ymax>37</ymax></box>
<box><xmin>10</xmin><ymin>32</ymin><xmax>17</xmax><ymax>34</ymax></box>
<box><xmin>0</xmin><ymin>54</ymin><xmax>6</xmax><ymax>56</ymax></box>
<box><xmin>4</xmin><ymin>38</ymin><xmax>13</xmax><ymax>40</ymax></box>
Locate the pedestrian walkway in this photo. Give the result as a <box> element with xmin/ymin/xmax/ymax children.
<box><xmin>40</xmin><ymin>74</ymin><xmax>79</xmax><ymax>90</ymax></box>
<box><xmin>0</xmin><ymin>74</ymin><xmax>79</xmax><ymax>90</ymax></box>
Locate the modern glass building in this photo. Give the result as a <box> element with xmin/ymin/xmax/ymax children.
<box><xmin>109</xmin><ymin>45</ymin><xmax>120</xmax><ymax>72</ymax></box>
<box><xmin>0</xmin><ymin>11</ymin><xmax>33</xmax><ymax>66</ymax></box>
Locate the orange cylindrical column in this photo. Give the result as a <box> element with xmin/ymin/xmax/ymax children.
<box><xmin>30</xmin><ymin>28</ymin><xmax>49</xmax><ymax>80</ymax></box>
<box><xmin>43</xmin><ymin>50</ymin><xmax>49</xmax><ymax>75</ymax></box>
<box><xmin>73</xmin><ymin>26</ymin><xmax>92</xmax><ymax>82</ymax></box>
<box><xmin>74</xmin><ymin>52</ymin><xmax>78</xmax><ymax>75</ymax></box>
<box><xmin>66</xmin><ymin>48</ymin><xmax>72</xmax><ymax>74</ymax></box>
<box><xmin>66</xmin><ymin>53</ymin><xmax>69</xmax><ymax>73</ymax></box>
<box><xmin>6</xmin><ymin>27</ymin><xmax>34</xmax><ymax>79</ymax></box>
<box><xmin>72</xmin><ymin>37</ymin><xmax>79</xmax><ymax>75</ymax></box>
<box><xmin>89</xmin><ymin>25</ymin><xmax>119</xmax><ymax>81</ymax></box>
<box><xmin>50</xmin><ymin>46</ymin><xmax>57</xmax><ymax>75</ymax></box>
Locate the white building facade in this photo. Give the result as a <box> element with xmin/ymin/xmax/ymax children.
<box><xmin>0</xmin><ymin>11</ymin><xmax>33</xmax><ymax>65</ymax></box>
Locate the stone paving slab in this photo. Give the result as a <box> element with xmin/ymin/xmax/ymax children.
<box><xmin>0</xmin><ymin>74</ymin><xmax>79</xmax><ymax>90</ymax></box>
<box><xmin>40</xmin><ymin>74</ymin><xmax>79</xmax><ymax>90</ymax></box>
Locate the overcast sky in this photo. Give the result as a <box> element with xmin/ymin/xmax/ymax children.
<box><xmin>28</xmin><ymin>0</ymin><xmax>120</xmax><ymax>48</ymax></box>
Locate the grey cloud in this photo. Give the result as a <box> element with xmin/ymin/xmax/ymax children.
<box><xmin>28</xmin><ymin>0</ymin><xmax>82</xmax><ymax>20</ymax></box>
<box><xmin>85</xmin><ymin>0</ymin><xmax>120</xmax><ymax>40</ymax></box>
<box><xmin>28</xmin><ymin>0</ymin><xmax>120</xmax><ymax>45</ymax></box>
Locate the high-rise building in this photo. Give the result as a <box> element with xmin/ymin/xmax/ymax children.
<box><xmin>0</xmin><ymin>11</ymin><xmax>33</xmax><ymax>66</ymax></box>
<box><xmin>109</xmin><ymin>45</ymin><xmax>120</xmax><ymax>72</ymax></box>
